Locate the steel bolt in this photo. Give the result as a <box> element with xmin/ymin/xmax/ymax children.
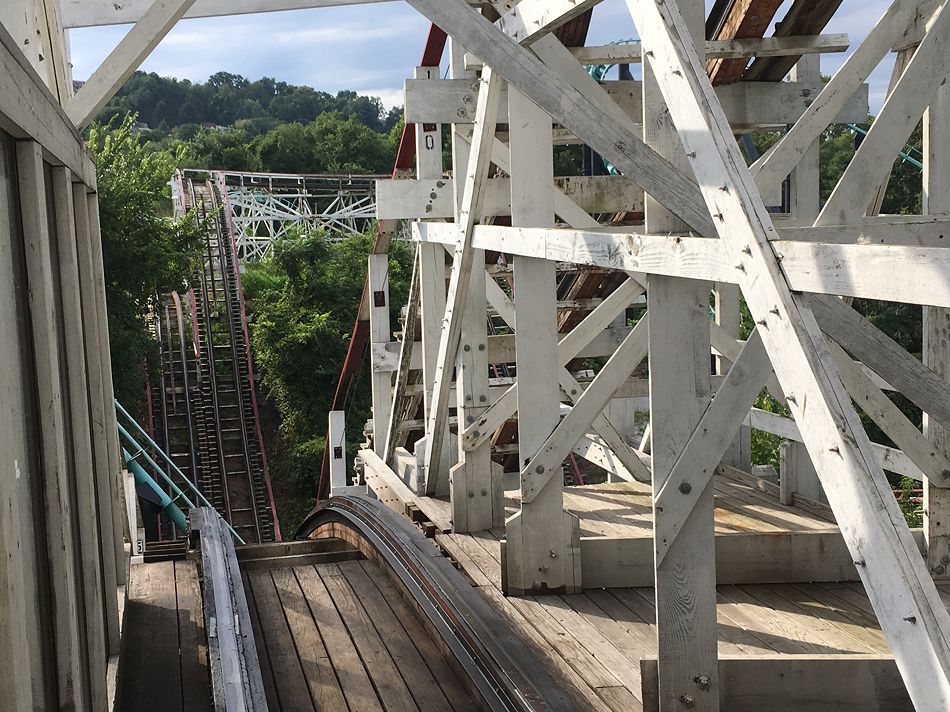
<box><xmin>479</xmin><ymin>395</ymin><xmax>487</xmax><ymax>403</ymax></box>
<box><xmin>942</xmin><ymin>555</ymin><xmax>950</xmax><ymax>566</ymax></box>
<box><xmin>464</xmin><ymin>344</ymin><xmax>471</xmax><ymax>352</ymax></box>
<box><xmin>679</xmin><ymin>481</ymin><xmax>692</xmax><ymax>495</ymax></box>
<box><xmin>535</xmin><ymin>465</ymin><xmax>545</xmax><ymax>474</ymax></box>
<box><xmin>549</xmin><ymin>549</ymin><xmax>558</xmax><ymax>559</ymax></box>
<box><xmin>694</xmin><ymin>676</ymin><xmax>711</xmax><ymax>691</ymax></box>
<box><xmin>478</xmin><ymin>343</ymin><xmax>486</xmax><ymax>351</ymax></box>
<box><xmin>935</xmin><ymin>564</ymin><xmax>947</xmax><ymax>576</ymax></box>
<box><xmin>680</xmin><ymin>695</ymin><xmax>695</xmax><ymax>708</ymax></box>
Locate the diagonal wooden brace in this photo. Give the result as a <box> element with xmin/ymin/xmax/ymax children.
<box><xmin>654</xmin><ymin>328</ymin><xmax>773</xmax><ymax>564</ymax></box>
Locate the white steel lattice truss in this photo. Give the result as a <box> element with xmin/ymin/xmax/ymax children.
<box><xmin>28</xmin><ymin>0</ymin><xmax>950</xmax><ymax>710</ymax></box>
<box><xmin>180</xmin><ymin>170</ymin><xmax>380</xmax><ymax>260</ymax></box>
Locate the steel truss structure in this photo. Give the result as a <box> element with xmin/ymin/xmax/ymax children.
<box><xmin>4</xmin><ymin>0</ymin><xmax>950</xmax><ymax>711</ymax></box>
<box><xmin>183</xmin><ymin>170</ymin><xmax>382</xmax><ymax>260</ymax></box>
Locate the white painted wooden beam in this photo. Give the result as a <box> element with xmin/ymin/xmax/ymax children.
<box><xmin>751</xmin><ymin>0</ymin><xmax>929</xmax><ymax>198</ymax></box>
<box><xmin>60</xmin><ymin>0</ymin><xmax>396</xmax><ymax>28</ymax></box>
<box><xmin>413</xmin><ymin>222</ymin><xmax>950</xmax><ymax>308</ymax></box>
<box><xmin>405</xmin><ymin>77</ymin><xmax>868</xmax><ymax>128</ymax></box>
<box><xmin>421</xmin><ymin>67</ymin><xmax>502</xmax><ymax>494</ymax></box>
<box><xmin>654</xmin><ymin>329</ymin><xmax>773</xmax><ymax>564</ymax></box>
<box><xmin>627</xmin><ymin>0</ymin><xmax>950</xmax><ymax>706</ymax></box>
<box><xmin>520</xmin><ymin>317</ymin><xmax>649</xmax><ymax>502</ymax></box>
<box><xmin>376</xmin><ymin>174</ymin><xmax>645</xmax><ymax>220</ymax></box>
<box><xmin>404</xmin><ymin>0</ymin><xmax>715</xmax><ymax>234</ymax></box>
<box><xmin>819</xmin><ymin>0</ymin><xmax>950</xmax><ymax>225</ymax></box>
<box><xmin>66</xmin><ymin>0</ymin><xmax>198</xmax><ymax>130</ymax></box>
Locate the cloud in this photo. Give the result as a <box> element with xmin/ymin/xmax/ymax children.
<box><xmin>70</xmin><ymin>0</ymin><xmax>897</xmax><ymax>112</ymax></box>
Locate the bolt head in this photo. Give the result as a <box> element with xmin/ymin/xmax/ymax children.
<box><xmin>934</xmin><ymin>564</ymin><xmax>946</xmax><ymax>576</ymax></box>
<box><xmin>942</xmin><ymin>555</ymin><xmax>950</xmax><ymax>566</ymax></box>
<box><xmin>678</xmin><ymin>481</ymin><xmax>693</xmax><ymax>495</ymax></box>
<box><xmin>694</xmin><ymin>675</ymin><xmax>711</xmax><ymax>691</ymax></box>
<box><xmin>680</xmin><ymin>695</ymin><xmax>695</xmax><ymax>708</ymax></box>
<box><xmin>535</xmin><ymin>465</ymin><xmax>545</xmax><ymax>474</ymax></box>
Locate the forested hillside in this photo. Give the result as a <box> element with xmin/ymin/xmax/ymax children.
<box><xmin>94</xmin><ymin>71</ymin><xmax>402</xmax><ymax>174</ymax></box>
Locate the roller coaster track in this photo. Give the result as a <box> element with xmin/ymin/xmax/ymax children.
<box><xmin>296</xmin><ymin>495</ymin><xmax>587</xmax><ymax>712</ymax></box>
<box><xmin>147</xmin><ymin>172</ymin><xmax>279</xmax><ymax>544</ymax></box>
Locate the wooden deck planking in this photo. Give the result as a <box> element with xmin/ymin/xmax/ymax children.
<box><xmin>246</xmin><ymin>559</ymin><xmax>475</xmax><ymax>712</ymax></box>
<box><xmin>499</xmin><ymin>477</ymin><xmax>838</xmax><ymax>542</ymax></box>
<box><xmin>243</xmin><ymin>572</ymin><xmax>281</xmax><ymax>711</ymax></box>
<box><xmin>271</xmin><ymin>567</ymin><xmax>348</xmax><ymax>711</ymax></box>
<box><xmin>118</xmin><ymin>561</ymin><xmax>210</xmax><ymax>712</ymax></box>
<box><xmin>245</xmin><ymin>569</ymin><xmax>316</xmax><ymax>711</ymax></box>
<box><xmin>358</xmin><ymin>560</ymin><xmax>477</xmax><ymax>710</ymax></box>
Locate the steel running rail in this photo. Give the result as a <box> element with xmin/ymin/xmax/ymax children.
<box><xmin>297</xmin><ymin>495</ymin><xmax>581</xmax><ymax>712</ymax></box>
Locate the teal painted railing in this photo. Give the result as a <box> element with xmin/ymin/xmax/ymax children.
<box><xmin>115</xmin><ymin>400</ymin><xmax>246</xmax><ymax>544</ymax></box>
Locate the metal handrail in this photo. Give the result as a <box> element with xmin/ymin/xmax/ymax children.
<box><xmin>115</xmin><ymin>399</ymin><xmax>246</xmax><ymax>544</ymax></box>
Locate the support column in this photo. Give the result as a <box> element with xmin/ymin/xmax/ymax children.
<box><xmin>775</xmin><ymin>54</ymin><xmax>825</xmax><ymax>502</ymax></box>
<box><xmin>368</xmin><ymin>253</ymin><xmax>392</xmax><ymax>457</ymax></box>
<box><xmin>451</xmin><ymin>249</ymin><xmax>499</xmax><ymax>526</ymax></box>
<box><xmin>414</xmin><ymin>64</ymin><xmax>454</xmax><ymax>486</ymax></box>
<box><xmin>328</xmin><ymin>410</ymin><xmax>347</xmax><ymax>495</ymax></box>
<box><xmin>448</xmin><ymin>43</ymin><xmax>497</xmax><ymax>520</ymax></box>
<box><xmin>640</xmin><ymin>1</ymin><xmax>719</xmax><ymax>709</ymax></box>
<box><xmin>504</xmin><ymin>86</ymin><xmax>580</xmax><ymax>595</ymax></box>
<box><xmin>924</xmin><ymin>76</ymin><xmax>950</xmax><ymax>579</ymax></box>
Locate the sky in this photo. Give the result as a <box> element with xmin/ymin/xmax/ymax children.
<box><xmin>68</xmin><ymin>0</ymin><xmax>896</xmax><ymax>112</ymax></box>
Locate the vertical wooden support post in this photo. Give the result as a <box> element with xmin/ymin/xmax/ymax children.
<box><xmin>776</xmin><ymin>54</ymin><xmax>825</xmax><ymax>504</ymax></box>
<box><xmin>788</xmin><ymin>55</ymin><xmax>822</xmax><ymax>226</ymax></box>
<box><xmin>368</xmin><ymin>252</ymin><xmax>393</xmax><ymax>456</ymax></box>
<box><xmin>504</xmin><ymin>86</ymin><xmax>581</xmax><ymax>594</ymax></box>
<box><xmin>923</xmin><ymin>75</ymin><xmax>950</xmax><ymax>580</ymax></box>
<box><xmin>715</xmin><ymin>283</ymin><xmax>746</xmax><ymax>471</ymax></box>
<box><xmin>87</xmin><ymin>193</ymin><xmax>128</xmax><ymax>584</ymax></box>
<box><xmin>73</xmin><ymin>181</ymin><xmax>121</xmax><ymax>655</ymax></box>
<box><xmin>447</xmin><ymin>43</ymin><xmax>496</xmax><ymax>519</ymax></box>
<box><xmin>52</xmin><ymin>168</ymin><xmax>108</xmax><ymax>711</ymax></box>
<box><xmin>780</xmin><ymin>440</ymin><xmax>823</xmax><ymax>505</ymax></box>
<box><xmin>329</xmin><ymin>410</ymin><xmax>347</xmax><ymax>495</ymax></box>
<box><xmin>640</xmin><ymin>0</ymin><xmax>719</xmax><ymax>708</ymax></box>
<box><xmin>414</xmin><ymin>64</ymin><xmax>454</xmax><ymax>482</ymax></box>
<box><xmin>17</xmin><ymin>142</ymin><xmax>88</xmax><ymax>712</ymax></box>
<box><xmin>451</xmin><ymin>248</ymin><xmax>498</xmax><ymax>525</ymax></box>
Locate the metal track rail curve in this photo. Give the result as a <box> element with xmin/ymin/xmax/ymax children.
<box><xmin>297</xmin><ymin>496</ymin><xmax>584</xmax><ymax>712</ymax></box>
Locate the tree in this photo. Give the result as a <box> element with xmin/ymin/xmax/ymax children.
<box><xmin>88</xmin><ymin>114</ymin><xmax>204</xmax><ymax>412</ymax></box>
<box><xmin>244</xmin><ymin>227</ymin><xmax>412</xmax><ymax>528</ymax></box>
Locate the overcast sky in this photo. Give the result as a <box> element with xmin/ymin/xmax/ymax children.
<box><xmin>69</xmin><ymin>0</ymin><xmax>896</xmax><ymax>111</ymax></box>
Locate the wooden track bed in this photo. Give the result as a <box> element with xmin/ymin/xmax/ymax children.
<box><xmin>243</xmin><ymin>558</ymin><xmax>478</xmax><ymax>712</ymax></box>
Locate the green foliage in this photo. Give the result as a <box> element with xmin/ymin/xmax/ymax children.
<box><xmin>88</xmin><ymin>114</ymin><xmax>203</xmax><ymax>412</ymax></box>
<box><xmin>245</xmin><ymin>227</ymin><xmax>412</xmax><ymax>530</ymax></box>
<box><xmin>99</xmin><ymin>71</ymin><xmax>402</xmax><ymax>134</ymax></box>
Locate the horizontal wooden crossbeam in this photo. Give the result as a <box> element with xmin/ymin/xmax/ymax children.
<box><xmin>413</xmin><ymin>222</ymin><xmax>950</xmax><ymax>307</ymax></box>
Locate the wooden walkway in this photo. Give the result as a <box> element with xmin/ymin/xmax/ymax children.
<box><xmin>424</xmin><ymin>474</ymin><xmax>938</xmax><ymax>711</ymax></box>
<box><xmin>243</xmin><ymin>558</ymin><xmax>480</xmax><ymax>712</ymax></box>
<box><xmin>117</xmin><ymin>560</ymin><xmax>210</xmax><ymax>712</ymax></box>
<box><xmin>510</xmin><ymin>473</ymin><xmax>836</xmax><ymax>539</ymax></box>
